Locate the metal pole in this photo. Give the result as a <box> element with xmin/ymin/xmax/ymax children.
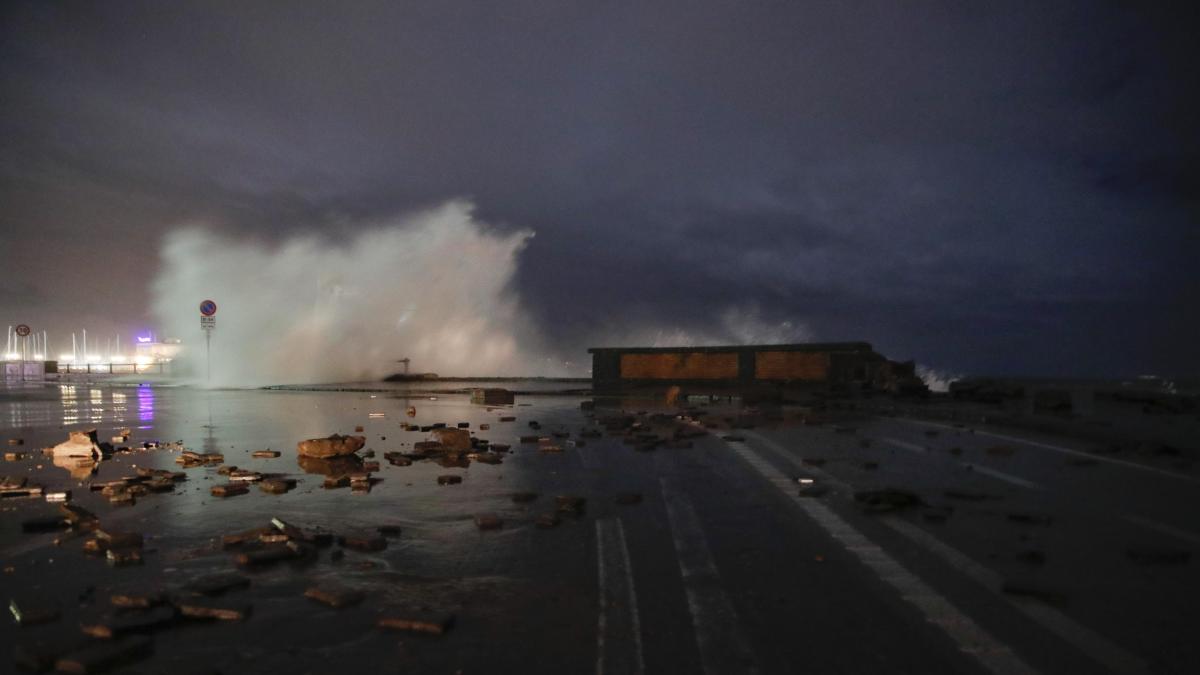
<box><xmin>206</xmin><ymin>330</ymin><xmax>212</xmax><ymax>383</ymax></box>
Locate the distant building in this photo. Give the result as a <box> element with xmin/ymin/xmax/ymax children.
<box><xmin>587</xmin><ymin>342</ymin><xmax>924</xmax><ymax>396</ymax></box>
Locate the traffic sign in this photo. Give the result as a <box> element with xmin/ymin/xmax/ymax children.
<box><xmin>201</xmin><ymin>316</ymin><xmax>216</xmax><ymax>331</ymax></box>
<box><xmin>200</xmin><ymin>299</ymin><xmax>218</xmax><ymax>317</ymax></box>
<box><xmin>15</xmin><ymin>324</ymin><xmax>30</xmax><ymax>337</ymax></box>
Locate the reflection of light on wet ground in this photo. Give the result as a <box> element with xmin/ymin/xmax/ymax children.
<box><xmin>112</xmin><ymin>391</ymin><xmax>127</xmax><ymax>423</ymax></box>
<box><xmin>89</xmin><ymin>388</ymin><xmax>104</xmax><ymax>423</ymax></box>
<box><xmin>61</xmin><ymin>384</ymin><xmax>79</xmax><ymax>425</ymax></box>
<box><xmin>137</xmin><ymin>384</ymin><xmax>155</xmax><ymax>425</ymax></box>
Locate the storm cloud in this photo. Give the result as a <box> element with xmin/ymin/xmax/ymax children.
<box><xmin>2</xmin><ymin>1</ymin><xmax>1196</xmax><ymax>377</ymax></box>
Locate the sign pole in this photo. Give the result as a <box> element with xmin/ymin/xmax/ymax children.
<box><xmin>199</xmin><ymin>300</ymin><xmax>217</xmax><ymax>385</ymax></box>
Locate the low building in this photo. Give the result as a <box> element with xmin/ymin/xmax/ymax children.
<box><xmin>587</xmin><ymin>342</ymin><xmax>924</xmax><ymax>396</ymax></box>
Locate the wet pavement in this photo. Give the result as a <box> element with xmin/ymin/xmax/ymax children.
<box><xmin>1</xmin><ymin>382</ymin><xmax>1197</xmax><ymax>673</ymax></box>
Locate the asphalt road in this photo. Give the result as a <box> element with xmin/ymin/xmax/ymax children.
<box><xmin>1</xmin><ymin>385</ymin><xmax>1197</xmax><ymax>673</ymax></box>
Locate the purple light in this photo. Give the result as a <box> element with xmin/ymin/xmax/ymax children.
<box><xmin>137</xmin><ymin>336</ymin><xmax>152</xmax><ymax>343</ymax></box>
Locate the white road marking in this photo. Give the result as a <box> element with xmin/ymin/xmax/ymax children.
<box><xmin>883</xmin><ymin>435</ymin><xmax>1043</xmax><ymax>490</ymax></box>
<box><xmin>595</xmin><ymin>518</ymin><xmax>645</xmax><ymax>675</ymax></box>
<box><xmin>883</xmin><ymin>517</ymin><xmax>1148</xmax><ymax>675</ymax></box>
<box><xmin>659</xmin><ymin>478</ymin><xmax>759</xmax><ymax>675</ymax></box>
<box><xmin>890</xmin><ymin>418</ymin><xmax>1197</xmax><ymax>484</ymax></box>
<box><xmin>733</xmin><ymin>432</ymin><xmax>1035</xmax><ymax>675</ymax></box>
<box><xmin>881</xmin><ymin>436</ymin><xmax>929</xmax><ymax>454</ymax></box>
<box><xmin>1121</xmin><ymin>515</ymin><xmax>1200</xmax><ymax>545</ymax></box>
<box><xmin>962</xmin><ymin>464</ymin><xmax>1042</xmax><ymax>490</ymax></box>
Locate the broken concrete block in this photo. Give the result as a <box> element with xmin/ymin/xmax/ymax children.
<box><xmin>97</xmin><ymin>530</ymin><xmax>143</xmax><ymax>549</ymax></box>
<box><xmin>251</xmin><ymin>450</ymin><xmax>281</xmax><ymax>458</ymax></box>
<box><xmin>175</xmin><ymin>598</ymin><xmax>251</xmax><ymax>621</ymax></box>
<box><xmin>228</xmin><ymin>470</ymin><xmax>263</xmax><ymax>482</ymax></box>
<box><xmin>106</xmin><ymin>548</ymin><xmax>143</xmax><ymax>567</ymax></box>
<box><xmin>210</xmin><ymin>483</ymin><xmax>249</xmax><ymax>497</ymax></box>
<box><xmin>474</xmin><ymin>513</ymin><xmax>502</xmax><ymax>530</ymax></box>
<box><xmin>555</xmin><ymin>495</ymin><xmax>586</xmax><ymax>516</ymax></box>
<box><xmin>304</xmin><ymin>585</ymin><xmax>365</xmax><ymax>608</ymax></box>
<box><xmin>430</xmin><ymin>428</ymin><xmax>471</xmax><ymax>452</ymax></box>
<box><xmin>216</xmin><ymin>465</ymin><xmax>237</xmax><ymax>475</ymax></box>
<box><xmin>258</xmin><ymin>478</ymin><xmax>296</xmax><ymax>494</ymax></box>
<box><xmin>472</xmin><ymin>453</ymin><xmax>502</xmax><ymax>465</ymax></box>
<box><xmin>54</xmin><ymin>634</ymin><xmax>152</xmax><ymax>673</ymax></box>
<box><xmin>222</xmin><ymin>527</ymin><xmax>274</xmax><ymax>549</ymax></box>
<box><xmin>110</xmin><ymin>591</ymin><xmax>166</xmax><ymax>609</ymax></box>
<box><xmin>377</xmin><ymin>612</ymin><xmax>454</xmax><ymax>635</ymax></box>
<box><xmin>297</xmin><ymin>434</ymin><xmax>366</xmax><ymax>459</ymax></box>
<box><xmin>437</xmin><ymin>474</ymin><xmax>462</xmax><ymax>485</ymax></box>
<box><xmin>49</xmin><ymin>429</ymin><xmax>102</xmax><ymax>459</ymax></box>
<box><xmin>384</xmin><ymin>452</ymin><xmax>413</xmax><ymax>466</ymax></box>
<box><xmin>323</xmin><ymin>475</ymin><xmax>350</xmax><ymax>489</ymax></box>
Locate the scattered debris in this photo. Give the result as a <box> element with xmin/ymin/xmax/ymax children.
<box><xmin>305</xmin><ymin>585</ymin><xmax>365</xmax><ymax>608</ymax></box>
<box><xmin>297</xmin><ymin>434</ymin><xmax>367</xmax><ymax>459</ymax></box>
<box><xmin>437</xmin><ymin>475</ymin><xmax>462</xmax><ymax>485</ymax></box>
<box><xmin>175</xmin><ymin>598</ymin><xmax>251</xmax><ymax>621</ymax></box>
<box><xmin>555</xmin><ymin>495</ymin><xmax>586</xmax><ymax>517</ymax></box>
<box><xmin>474</xmin><ymin>513</ymin><xmax>503</xmax><ymax>530</ymax></box>
<box><xmin>378</xmin><ymin>612</ymin><xmax>455</xmax><ymax>635</ymax></box>
<box><xmin>48</xmin><ymin>429</ymin><xmax>103</xmax><ymax>459</ymax></box>
<box><xmin>252</xmin><ymin>450</ymin><xmax>281</xmax><ymax>458</ymax></box>
<box><xmin>211</xmin><ymin>483</ymin><xmax>249</xmax><ymax>498</ymax></box>
<box><xmin>259</xmin><ymin>478</ymin><xmax>296</xmax><ymax>494</ymax></box>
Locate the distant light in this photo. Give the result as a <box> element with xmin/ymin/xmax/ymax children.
<box><xmin>136</xmin><ymin>336</ymin><xmax>152</xmax><ymax>343</ymax></box>
<box><xmin>33</xmin><ymin>353</ymin><xmax>45</xmax><ymax>360</ymax></box>
<box><xmin>59</xmin><ymin>353</ymin><xmax>75</xmax><ymax>363</ymax></box>
<box><xmin>4</xmin><ymin>352</ymin><xmax>18</xmax><ymax>360</ymax></box>
<box><xmin>86</xmin><ymin>355</ymin><xmax>101</xmax><ymax>363</ymax></box>
<box><xmin>797</xmin><ymin>478</ymin><xmax>815</xmax><ymax>484</ymax></box>
<box><xmin>111</xmin><ymin>355</ymin><xmax>127</xmax><ymax>363</ymax></box>
<box><xmin>134</xmin><ymin>355</ymin><xmax>152</xmax><ymax>366</ymax></box>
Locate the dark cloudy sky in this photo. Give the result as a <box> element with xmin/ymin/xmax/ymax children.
<box><xmin>2</xmin><ymin>1</ymin><xmax>1197</xmax><ymax>377</ymax></box>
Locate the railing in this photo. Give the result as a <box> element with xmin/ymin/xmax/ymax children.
<box><xmin>56</xmin><ymin>363</ymin><xmax>167</xmax><ymax>374</ymax></box>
